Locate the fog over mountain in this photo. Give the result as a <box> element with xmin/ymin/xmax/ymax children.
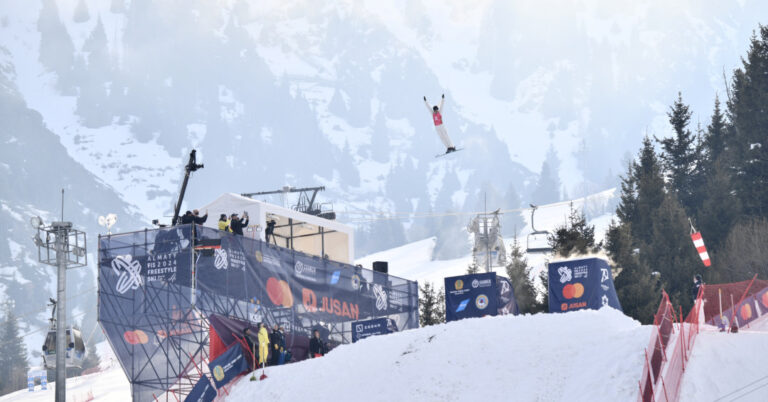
<box><xmin>0</xmin><ymin>0</ymin><xmax>766</xmax><ymax>354</ymax></box>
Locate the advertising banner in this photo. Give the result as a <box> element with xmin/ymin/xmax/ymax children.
<box><xmin>547</xmin><ymin>258</ymin><xmax>622</xmax><ymax>313</ymax></box>
<box><xmin>734</xmin><ymin>296</ymin><xmax>761</xmax><ymax>328</ymax></box>
<box><xmin>756</xmin><ymin>286</ymin><xmax>768</xmax><ymax>316</ymax></box>
<box><xmin>496</xmin><ymin>276</ymin><xmax>519</xmax><ymax>316</ymax></box>
<box><xmin>184</xmin><ymin>375</ymin><xmax>217</xmax><ymax>402</ymax></box>
<box><xmin>207</xmin><ymin>344</ymin><xmax>249</xmax><ymax>389</ymax></box>
<box><xmin>351</xmin><ymin>317</ymin><xmax>393</xmax><ymax>342</ymax></box>
<box><xmin>444</xmin><ymin>273</ymin><xmax>498</xmax><ymax>322</ymax></box>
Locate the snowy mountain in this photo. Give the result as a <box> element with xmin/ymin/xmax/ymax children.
<box><xmin>0</xmin><ymin>54</ymin><xmax>146</xmax><ymax>359</ymax></box>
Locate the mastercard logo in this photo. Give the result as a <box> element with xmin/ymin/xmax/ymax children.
<box><xmin>562</xmin><ymin>283</ymin><xmax>585</xmax><ymax>299</ymax></box>
<box><xmin>762</xmin><ymin>292</ymin><xmax>768</xmax><ymax>309</ymax></box>
<box><xmin>266</xmin><ymin>277</ymin><xmax>293</xmax><ymax>308</ymax></box>
<box><xmin>740</xmin><ymin>304</ymin><xmax>753</xmax><ymax>320</ymax></box>
<box><xmin>124</xmin><ymin>329</ymin><xmax>149</xmax><ymax>345</ymax></box>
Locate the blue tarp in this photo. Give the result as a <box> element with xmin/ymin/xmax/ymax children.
<box><xmin>547</xmin><ymin>257</ymin><xmax>622</xmax><ymax>313</ymax></box>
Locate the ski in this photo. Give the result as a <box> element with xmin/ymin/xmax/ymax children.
<box><xmin>435</xmin><ymin>148</ymin><xmax>463</xmax><ymax>158</ymax></box>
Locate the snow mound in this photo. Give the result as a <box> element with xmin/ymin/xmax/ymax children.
<box><xmin>227</xmin><ymin>308</ymin><xmax>650</xmax><ymax>402</ymax></box>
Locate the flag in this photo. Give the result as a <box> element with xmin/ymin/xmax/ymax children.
<box><xmin>691</xmin><ymin>232</ymin><xmax>711</xmax><ymax>267</ymax></box>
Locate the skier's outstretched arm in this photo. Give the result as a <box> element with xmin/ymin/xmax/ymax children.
<box><xmin>439</xmin><ymin>94</ymin><xmax>445</xmax><ymax>112</ymax></box>
<box><xmin>423</xmin><ymin>96</ymin><xmax>433</xmax><ymax>114</ymax></box>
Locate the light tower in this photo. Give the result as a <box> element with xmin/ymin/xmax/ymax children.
<box><xmin>30</xmin><ymin>190</ymin><xmax>87</xmax><ymax>402</ymax></box>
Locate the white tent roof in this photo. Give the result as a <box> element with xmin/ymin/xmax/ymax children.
<box><xmin>199</xmin><ymin>193</ymin><xmax>354</xmax><ymax>263</ymax></box>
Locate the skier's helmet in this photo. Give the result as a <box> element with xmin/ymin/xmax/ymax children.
<box><xmin>433</xmin><ymin>106</ymin><xmax>439</xmax><ymax>111</ymax></box>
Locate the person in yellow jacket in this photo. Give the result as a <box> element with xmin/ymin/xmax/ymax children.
<box><xmin>257</xmin><ymin>323</ymin><xmax>270</xmax><ymax>367</ymax></box>
<box><xmin>217</xmin><ymin>214</ymin><xmax>231</xmax><ymax>232</ymax></box>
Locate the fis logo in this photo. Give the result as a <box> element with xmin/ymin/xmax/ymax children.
<box><xmin>214</xmin><ymin>248</ymin><xmax>229</xmax><ymax>270</ymax></box>
<box><xmin>456</xmin><ymin>299</ymin><xmax>470</xmax><ymax>313</ymax></box>
<box><xmin>330</xmin><ymin>271</ymin><xmax>341</xmax><ymax>285</ymax></box>
<box><xmin>373</xmin><ymin>284</ymin><xmax>388</xmax><ymax>311</ymax></box>
<box><xmin>111</xmin><ymin>255</ymin><xmax>143</xmax><ymax>294</ymax></box>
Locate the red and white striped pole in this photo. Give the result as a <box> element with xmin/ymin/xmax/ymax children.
<box><xmin>689</xmin><ymin>219</ymin><xmax>711</xmax><ymax>267</ymax></box>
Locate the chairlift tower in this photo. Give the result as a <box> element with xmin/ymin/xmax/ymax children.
<box><xmin>467</xmin><ymin>205</ymin><xmax>507</xmax><ymax>272</ymax></box>
<box><xmin>30</xmin><ymin>190</ymin><xmax>87</xmax><ymax>402</ymax></box>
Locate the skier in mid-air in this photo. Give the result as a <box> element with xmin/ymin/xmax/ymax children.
<box><xmin>424</xmin><ymin>94</ymin><xmax>457</xmax><ymax>155</ymax></box>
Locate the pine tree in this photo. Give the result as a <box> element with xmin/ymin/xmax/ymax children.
<box><xmin>548</xmin><ymin>203</ymin><xmax>599</xmax><ymax>257</ymax></box>
<box><xmin>73</xmin><ymin>0</ymin><xmax>90</xmax><ymax>23</ymax></box>
<box><xmin>77</xmin><ymin>18</ymin><xmax>113</xmax><ymax>127</ymax></box>
<box><xmin>0</xmin><ymin>302</ymin><xmax>29</xmax><ymax>395</ymax></box>
<box><xmin>703</xmin><ymin>95</ymin><xmax>728</xmax><ymax>170</ymax></box>
<box><xmin>656</xmin><ymin>92</ymin><xmax>703</xmax><ymax>213</ymax></box>
<box><xmin>419</xmin><ymin>282</ymin><xmax>445</xmax><ymax>326</ymax></box>
<box><xmin>726</xmin><ymin>25</ymin><xmax>768</xmax><ymax>218</ymax></box>
<box><xmin>466</xmin><ymin>263</ymin><xmax>479</xmax><ymax>274</ymax></box>
<box><xmin>505</xmin><ymin>236</ymin><xmax>538</xmax><ymax>313</ymax></box>
<box><xmin>632</xmin><ymin>137</ymin><xmax>665</xmax><ymax>244</ymax></box>
<box><xmin>532</xmin><ymin>161</ymin><xmax>560</xmax><ymax>205</ymax></box>
<box><xmin>38</xmin><ymin>0</ymin><xmax>77</xmax><ymax>94</ymax></box>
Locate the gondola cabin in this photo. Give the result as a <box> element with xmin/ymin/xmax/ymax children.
<box><xmin>42</xmin><ymin>327</ymin><xmax>85</xmax><ymax>370</ymax></box>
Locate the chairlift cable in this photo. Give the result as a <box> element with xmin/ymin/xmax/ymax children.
<box><xmin>336</xmin><ymin>193</ymin><xmax>610</xmax><ymax>223</ymax></box>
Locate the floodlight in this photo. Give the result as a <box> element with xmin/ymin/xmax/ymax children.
<box><xmin>30</xmin><ymin>216</ymin><xmax>43</xmax><ymax>229</ymax></box>
<box><xmin>72</xmin><ymin>246</ymin><xmax>85</xmax><ymax>258</ymax></box>
<box><xmin>33</xmin><ymin>234</ymin><xmax>43</xmax><ymax>247</ymax></box>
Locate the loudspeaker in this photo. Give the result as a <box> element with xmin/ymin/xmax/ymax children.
<box><xmin>372</xmin><ymin>261</ymin><xmax>388</xmax><ymax>274</ymax></box>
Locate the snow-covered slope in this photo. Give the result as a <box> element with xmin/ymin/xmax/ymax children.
<box><xmin>679</xmin><ymin>318</ymin><xmax>768</xmax><ymax>402</ymax></box>
<box><xmin>227</xmin><ymin>308</ymin><xmax>650</xmax><ymax>402</ymax></box>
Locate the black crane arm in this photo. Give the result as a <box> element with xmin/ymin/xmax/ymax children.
<box><xmin>172</xmin><ymin>149</ymin><xmax>204</xmax><ymax>226</ymax></box>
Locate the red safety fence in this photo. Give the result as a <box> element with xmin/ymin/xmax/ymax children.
<box><xmin>637</xmin><ymin>287</ymin><xmax>703</xmax><ymax>402</ymax></box>
<box><xmin>701</xmin><ymin>277</ymin><xmax>768</xmax><ymax>323</ymax></box>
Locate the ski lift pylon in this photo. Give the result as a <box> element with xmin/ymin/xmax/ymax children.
<box><xmin>526</xmin><ymin>204</ymin><xmax>553</xmax><ymax>254</ymax></box>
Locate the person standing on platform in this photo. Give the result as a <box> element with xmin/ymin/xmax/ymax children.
<box><xmin>278</xmin><ymin>326</ymin><xmax>289</xmax><ymax>364</ymax></box>
<box><xmin>193</xmin><ymin>209</ymin><xmax>208</xmax><ymax>224</ymax></box>
<box><xmin>218</xmin><ymin>214</ymin><xmax>230</xmax><ymax>232</ymax></box>
<box><xmin>230</xmin><ymin>211</ymin><xmax>249</xmax><ymax>236</ymax></box>
<box><xmin>309</xmin><ymin>329</ymin><xmax>326</xmax><ymax>358</ymax></box>
<box><xmin>269</xmin><ymin>324</ymin><xmax>282</xmax><ymax>366</ymax></box>
<box><xmin>257</xmin><ymin>323</ymin><xmax>270</xmax><ymax>368</ymax></box>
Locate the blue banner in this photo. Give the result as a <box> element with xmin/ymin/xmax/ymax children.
<box><xmin>444</xmin><ymin>273</ymin><xmax>499</xmax><ymax>322</ymax></box>
<box><xmin>207</xmin><ymin>344</ymin><xmax>249</xmax><ymax>389</ymax></box>
<box><xmin>351</xmin><ymin>317</ymin><xmax>393</xmax><ymax>342</ymax></box>
<box><xmin>547</xmin><ymin>258</ymin><xmax>622</xmax><ymax>313</ymax></box>
<box><xmin>184</xmin><ymin>375</ymin><xmax>217</xmax><ymax>402</ymax></box>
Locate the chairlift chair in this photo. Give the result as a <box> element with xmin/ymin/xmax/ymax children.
<box><xmin>41</xmin><ymin>299</ymin><xmax>86</xmax><ymax>370</ymax></box>
<box><xmin>526</xmin><ymin>204</ymin><xmax>553</xmax><ymax>254</ymax></box>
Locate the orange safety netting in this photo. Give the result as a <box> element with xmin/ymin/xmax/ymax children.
<box><xmin>701</xmin><ymin>279</ymin><xmax>768</xmax><ymax>323</ymax></box>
